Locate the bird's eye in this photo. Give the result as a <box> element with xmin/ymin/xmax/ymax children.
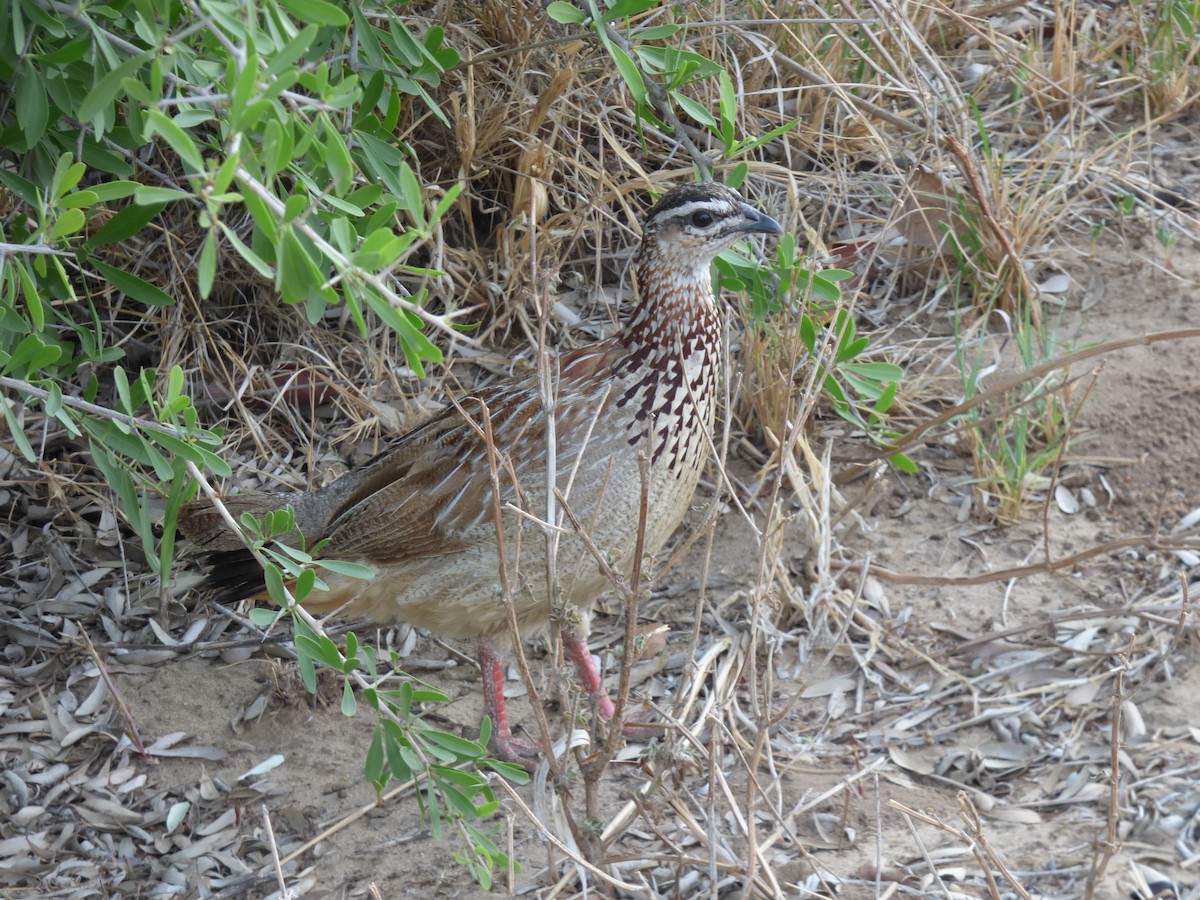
<box><xmin>690</xmin><ymin>210</ymin><xmax>714</xmax><ymax>228</ymax></box>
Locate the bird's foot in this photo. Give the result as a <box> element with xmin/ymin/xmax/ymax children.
<box><xmin>488</xmin><ymin>734</ymin><xmax>543</xmax><ymax>772</ymax></box>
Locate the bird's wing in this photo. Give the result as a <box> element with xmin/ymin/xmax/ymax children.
<box><xmin>319</xmin><ymin>395</ymin><xmax>533</xmax><ymax>563</ymax></box>
<box><xmin>320</xmin><ymin>343</ymin><xmax>623</xmax><ymax>565</ymax></box>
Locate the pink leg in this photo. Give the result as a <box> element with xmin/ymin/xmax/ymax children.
<box><xmin>477</xmin><ymin>636</ymin><xmax>541</xmax><ymax>767</ymax></box>
<box><xmin>562</xmin><ymin>631</ymin><xmax>615</xmax><ymax>720</ymax></box>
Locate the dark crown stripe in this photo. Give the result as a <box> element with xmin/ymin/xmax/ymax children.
<box><xmin>644</xmin><ymin>182</ymin><xmax>742</xmax><ymax>223</ymax></box>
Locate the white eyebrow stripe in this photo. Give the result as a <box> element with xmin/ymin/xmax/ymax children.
<box><xmin>654</xmin><ymin>199</ymin><xmax>729</xmax><ymax>224</ymax></box>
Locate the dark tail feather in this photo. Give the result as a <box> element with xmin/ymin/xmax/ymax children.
<box><xmin>198</xmin><ymin>549</ymin><xmax>270</xmax><ymax>603</ymax></box>
<box><xmin>178</xmin><ymin>476</ymin><xmax>371</xmax><ymax>603</ymax></box>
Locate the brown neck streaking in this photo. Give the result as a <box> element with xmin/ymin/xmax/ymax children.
<box><xmin>611</xmin><ymin>238</ymin><xmax>724</xmax><ymax>471</ymax></box>
<box><xmin>619</xmin><ymin>238</ymin><xmax>722</xmax><ymax>358</ymax></box>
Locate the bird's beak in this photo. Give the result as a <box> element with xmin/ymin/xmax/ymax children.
<box><xmin>737</xmin><ymin>203</ymin><xmax>784</xmax><ymax>237</ymax></box>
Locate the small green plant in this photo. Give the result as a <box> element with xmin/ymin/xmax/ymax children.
<box><xmin>545</xmin><ymin>0</ymin><xmax>803</xmax><ymax>165</ymax></box>
<box><xmin>0</xmin><ymin>0</ymin><xmax>465</xmax><ymax>582</ymax></box>
<box><xmin>238</xmin><ymin>507</ymin><xmax>529</xmax><ymax>886</ymax></box>
<box><xmin>1157</xmin><ymin>221</ymin><xmax>1179</xmax><ymax>261</ymax></box>
<box><xmin>1131</xmin><ymin>0</ymin><xmax>1198</xmax><ymax>115</ymax></box>
<box><xmin>953</xmin><ymin>300</ymin><xmax>1074</xmax><ymax>522</ymax></box>
<box><xmin>715</xmin><ymin>218</ymin><xmax>912</xmax><ymax>471</ymax></box>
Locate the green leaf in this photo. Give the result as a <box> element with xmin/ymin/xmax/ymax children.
<box><xmin>248</xmin><ymin>606</ymin><xmax>282</xmax><ymax>628</ymax></box>
<box><xmin>283</xmin><ymin>194</ymin><xmax>309</xmax><ymax>223</ymax></box>
<box><xmin>212</xmin><ymin>151</ymin><xmax>242</xmax><ymax>195</ymax></box>
<box><xmin>49</xmin><ymin>155</ymin><xmax>82</xmax><ymax>201</ymax></box>
<box><xmin>294</xmin><ymin>565</ymin><xmax>316</xmax><ymax>601</ymax></box>
<box><xmin>165</xmin><ymin>365</ymin><xmax>185</xmax><ymax>407</ymax></box>
<box><xmin>408</xmin><ymin>684</ymin><xmax>452</xmax><ymax>704</ymax></box>
<box><xmin>432</xmin><ymin>182</ymin><xmax>463</xmax><ymax>223</ymax></box>
<box><xmin>481</xmin><ymin>758</ymin><xmax>531</xmax><ymax>784</ymax></box>
<box><xmin>143</xmin><ymin>109</ymin><xmax>206</xmax><ymax>175</ymax></box>
<box><xmin>217</xmin><ymin>223</ymin><xmax>274</xmax><ymax>278</ymax></box>
<box><xmin>354</xmin><ymin>130</ymin><xmax>409</xmax><ymax>199</ymax></box>
<box><xmin>393</xmin><ymin>680</ymin><xmax>413</xmax><ymax>720</ymax></box>
<box><xmin>15</xmin><ymin>64</ymin><xmax>49</xmax><ymax>147</ymax></box>
<box><xmin>799</xmin><ymin>314</ymin><xmax>817</xmax><ymax>353</ymax></box>
<box><xmin>807</xmin><ymin>273</ymin><xmax>844</xmax><ymax>305</ymax></box>
<box><xmin>4</xmin><ymin>333</ymin><xmax>61</xmax><ymax>377</ymax></box>
<box><xmin>1</xmin><ymin>397</ymin><xmax>35</xmax><ymax>461</ymax></box>
<box><xmin>434</xmin><ymin>779</ymin><xmax>483</xmax><ymax>817</ymax></box>
<box><xmin>264</xmin><ymin>25</ymin><xmax>321</xmax><ymax>79</ymax></box>
<box><xmin>173</xmin><ymin>110</ymin><xmax>216</xmax><ymax>128</ymax></box>
<box><xmin>91</xmin><ymin>442</ymin><xmax>157</xmax><ymax>568</ymax></box>
<box><xmin>87</xmin><ymin>202</ymin><xmax>168</xmax><ymax>247</ymax></box>
<box><xmin>718</xmin><ymin>70</ymin><xmax>736</xmax><ymax>149</ymax></box>
<box><xmin>43</xmin><ymin>383</ymin><xmax>63</xmax><ymax>419</ymax></box>
<box><xmin>294</xmin><ymin>633</ymin><xmax>345</xmax><ymax>670</ymax></box>
<box><xmin>277</xmin><ymin>0</ymin><xmax>350</xmax><ymax>27</ymax></box>
<box><xmin>602</xmin><ymin>0</ymin><xmax>660</xmax><ymax>21</ymax></box>
<box><xmin>341</xmin><ymin>678</ymin><xmax>356</xmax><ymax>716</ymax></box>
<box><xmin>670</xmin><ymin>90</ymin><xmax>718</xmax><ymax>130</ymax></box>
<box><xmin>423</xmin><ymin>730</ymin><xmax>485</xmax><ymax>760</ymax></box>
<box><xmin>844</xmin><ymin>361</ymin><xmax>905</xmax><ymax>381</ymax></box>
<box><xmin>360</xmin><ymin>644</ymin><xmax>377</xmax><ymax>680</ymax></box>
<box><xmin>277</xmin><ymin>228</ymin><xmax>325</xmax><ymax>306</ymax></box>
<box><xmin>263</xmin><ymin>562</ymin><xmax>286</xmax><ymax>603</ymax></box>
<box><xmin>546</xmin><ymin>1</ymin><xmax>587</xmax><ymax>23</ymax></box>
<box><xmin>78</xmin><ymin>52</ymin><xmax>153</xmax><ymax>125</ymax></box>
<box><xmin>295</xmin><ymin>618</ymin><xmax>319</xmax><ymax>694</ymax></box>
<box><xmin>89</xmin><ymin>181</ymin><xmax>141</xmax><ymax>202</ymax></box>
<box><xmin>134</xmin><ymin>186</ymin><xmax>192</xmax><ymax>204</ymax></box>
<box><xmin>821</xmin><ymin>268</ymin><xmax>856</xmax><ymax>283</ymax></box>
<box><xmin>48</xmin><ymin>208</ymin><xmax>86</xmax><ymax>241</ymax></box>
<box><xmin>837</xmin><ymin>336</ymin><xmax>870</xmax><ymax>363</ymax></box>
<box><xmin>198</xmin><ymin>230</ymin><xmax>217</xmax><ymax>298</ymax></box>
<box><xmin>82</xmin><ymin>418</ymin><xmax>173</xmax><ymax>481</ymax></box>
<box><xmin>91</xmin><ymin>260</ymin><xmax>175</xmax><ymax>307</ymax></box>
<box><xmin>890</xmin><ymin>452</ymin><xmax>918</xmax><ymax>473</ymax></box>
<box><xmin>152</xmin><ymin>432</ymin><xmax>233</xmax><ymax>478</ymax></box>
<box><xmin>609</xmin><ymin>45</ymin><xmax>648</xmax><ymax>105</ymax></box>
<box><xmin>384</xmin><ymin>729</ymin><xmax>413</xmax><ymax>784</ymax></box>
<box><xmin>323</xmin><ymin>118</ymin><xmax>354</xmax><ymax>193</ymax></box>
<box><xmin>360</xmin><ymin>288</ymin><xmax>442</xmax><ymax>373</ymax></box>
<box><xmin>112</xmin><ymin>365</ymin><xmax>133</xmax><ymax>415</ymax></box>
<box><xmin>270</xmin><ymin>540</ymin><xmax>312</xmax><ymax>566</ymax></box>
<box><xmin>873</xmin><ymin>380</ymin><xmax>898</xmax><ymax>417</ymax></box>
<box><xmin>227</xmin><ymin>47</ymin><xmax>261</xmax><ymax>132</ymax></box>
<box><xmin>633</xmin><ymin>24</ymin><xmax>680</xmax><ymax>40</ymax></box>
<box><xmin>735</xmin><ymin>116</ymin><xmax>806</xmax><ymax>156</ymax></box>
<box><xmin>365</xmin><ymin>726</ymin><xmax>386</xmax><ymax>786</ymax></box>
<box><xmin>0</xmin><ymin>169</ymin><xmax>38</xmax><ymax>205</ymax></box>
<box><xmin>159</xmin><ymin>458</ymin><xmax>195</xmax><ymax>580</ymax></box>
<box><xmin>59</xmin><ymin>190</ymin><xmax>99</xmax><ymax>210</ymax></box>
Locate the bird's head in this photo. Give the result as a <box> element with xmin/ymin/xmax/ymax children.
<box><xmin>638</xmin><ymin>182</ymin><xmax>783</xmax><ymax>279</ymax></box>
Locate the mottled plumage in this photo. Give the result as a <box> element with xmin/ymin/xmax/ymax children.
<box><xmin>180</xmin><ymin>182</ymin><xmax>783</xmax><ymax>762</ymax></box>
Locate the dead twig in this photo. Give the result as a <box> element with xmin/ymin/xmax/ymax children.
<box><xmin>1083</xmin><ymin>667</ymin><xmax>1126</xmax><ymax>899</ymax></box>
<box><xmin>870</xmin><ymin>532</ymin><xmax>1200</xmax><ymax>586</ymax></box>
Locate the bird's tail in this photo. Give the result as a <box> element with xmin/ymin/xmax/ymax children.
<box><xmin>177</xmin><ymin>491</ymin><xmax>299</xmax><ymax>603</ymax></box>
